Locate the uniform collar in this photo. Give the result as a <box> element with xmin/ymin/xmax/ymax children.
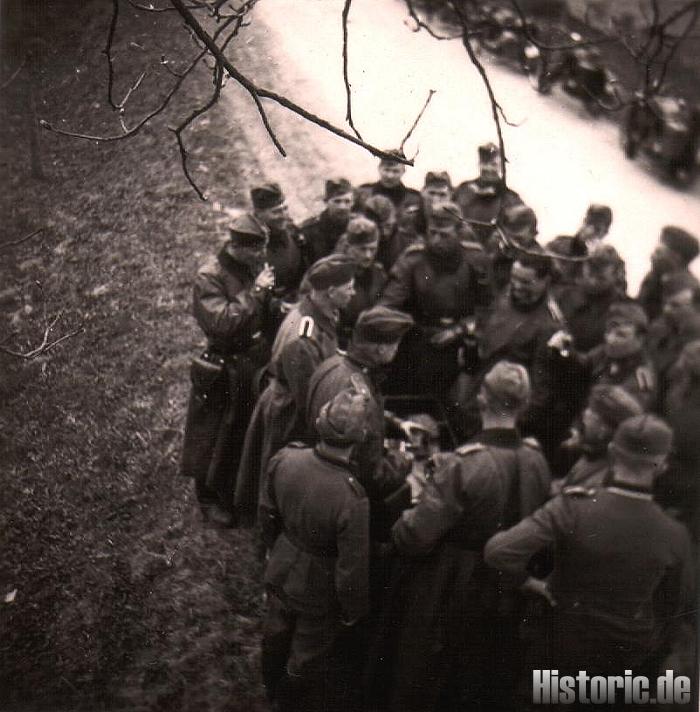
<box><xmin>217</xmin><ymin>245</ymin><xmax>255</xmax><ymax>280</ymax></box>
<box><xmin>477</xmin><ymin>427</ymin><xmax>521</xmax><ymax>448</ymax></box>
<box><xmin>314</xmin><ymin>442</ymin><xmax>353</xmax><ymax>468</ymax></box>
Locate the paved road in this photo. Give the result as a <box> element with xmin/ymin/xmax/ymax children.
<box><xmin>226</xmin><ymin>0</ymin><xmax>700</xmax><ymax>291</ymax></box>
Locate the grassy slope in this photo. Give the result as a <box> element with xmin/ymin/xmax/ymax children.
<box><xmin>1</xmin><ymin>2</ymin><xmax>267</xmax><ymax>710</ymax></box>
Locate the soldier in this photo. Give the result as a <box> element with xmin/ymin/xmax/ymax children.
<box><xmin>548</xmin><ymin>300</ymin><xmax>657</xmax><ymax>411</ymax></box>
<box><xmin>332</xmin><ymin>216</ymin><xmax>388</xmax><ymax>347</ymax></box>
<box><xmin>379</xmin><ymin>201</ymin><xmax>492</xmax><ymax>404</ymax></box>
<box><xmin>378</xmin><ymin>362</ymin><xmax>551</xmax><ymax>712</ymax></box>
<box><xmin>251</xmin><ymin>183</ymin><xmax>306</xmax><ymax>337</ymax></box>
<box><xmin>299</xmin><ymin>178</ymin><xmax>354</xmax><ymax>265</ymax></box>
<box><xmin>552</xmin><ymin>384</ymin><xmax>643</xmax><ymax>494</ymax></box>
<box><xmin>307</xmin><ymin>306</ymin><xmax>416</xmax><ymax>538</ymax></box>
<box><xmin>180</xmin><ymin>213</ymin><xmax>274</xmax><ymax>527</ymax></box>
<box><xmin>234</xmin><ymin>255</ymin><xmax>356</xmax><ymax>525</ymax></box>
<box><xmin>360</xmin><ymin>194</ymin><xmax>402</xmax><ymax>271</ymax></box>
<box><xmin>647</xmin><ymin>273</ymin><xmax>700</xmax><ymax>408</ymax></box>
<box><xmin>637</xmin><ymin>225</ymin><xmax>699</xmax><ymax>321</ymax></box>
<box><xmin>554</xmin><ymin>243</ymin><xmax>629</xmax><ymax>354</ymax></box>
<box><xmin>575</xmin><ymin>203</ymin><xmax>613</xmax><ymax>247</ymax></box>
<box><xmin>453</xmin><ymin>142</ymin><xmax>523</xmax><ymax>242</ymax></box>
<box><xmin>259</xmin><ymin>385</ymin><xmax>373</xmax><ymax>712</ymax></box>
<box><xmin>485</xmin><ymin>202</ymin><xmax>539</xmax><ymax>292</ymax></box>
<box><xmin>474</xmin><ymin>252</ymin><xmax>565</xmax><ymax>452</ymax></box>
<box><xmin>355</xmin><ymin>152</ymin><xmax>422</xmax><ymax>219</ymax></box>
<box><xmin>485</xmin><ymin>415</ymin><xmax>694</xmax><ymax>701</ymax></box>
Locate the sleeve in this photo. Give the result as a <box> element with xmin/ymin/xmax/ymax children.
<box><xmin>391</xmin><ymin>455</ymin><xmax>467</xmax><ymax>557</ymax></box>
<box><xmin>278</xmin><ymin>337</ymin><xmax>323</xmax><ymax>418</ymax></box>
<box><xmin>258</xmin><ymin>453</ymin><xmax>283</xmax><ymax>550</ymax></box>
<box><xmin>192</xmin><ymin>270</ymin><xmax>264</xmax><ymax>346</ymax></box>
<box><xmin>484</xmin><ymin>495</ymin><xmax>576</xmax><ymax>585</ymax></box>
<box><xmin>378</xmin><ymin>256</ymin><xmax>413</xmax><ymax>311</ymax></box>
<box><xmin>335</xmin><ymin>495</ymin><xmax>371</xmax><ymax>623</ymax></box>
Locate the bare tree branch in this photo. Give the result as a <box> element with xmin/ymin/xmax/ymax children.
<box><xmin>0</xmin><ymin>228</ymin><xmax>44</xmax><ymax>252</ymax></box>
<box><xmin>399</xmin><ymin>89</ymin><xmax>435</xmax><ymax>153</ymax></box>
<box><xmin>0</xmin><ymin>57</ymin><xmax>27</xmax><ymax>92</ymax></box>
<box><xmin>170</xmin><ymin>62</ymin><xmax>224</xmax><ymax>199</ymax></box>
<box><xmin>40</xmin><ymin>47</ymin><xmax>208</xmax><ymax>141</ymax></box>
<box><xmin>448</xmin><ymin>1</ymin><xmax>508</xmax><ymax>186</ymax></box>
<box><xmin>117</xmin><ymin>71</ymin><xmax>147</xmax><ymax>110</ymax></box>
<box><xmin>169</xmin><ymin>0</ymin><xmax>414</xmax><ymax>165</ymax></box>
<box><xmin>0</xmin><ymin>313</ymin><xmax>84</xmax><ymax>360</ymax></box>
<box><xmin>342</xmin><ymin>0</ymin><xmax>363</xmax><ymax>140</ymax></box>
<box><xmin>127</xmin><ymin>0</ymin><xmax>207</xmax><ymax>11</ymax></box>
<box><xmin>104</xmin><ymin>0</ymin><xmax>120</xmax><ymax>111</ymax></box>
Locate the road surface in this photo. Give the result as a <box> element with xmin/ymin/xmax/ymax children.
<box><xmin>225</xmin><ymin>0</ymin><xmax>700</xmax><ymax>291</ymax></box>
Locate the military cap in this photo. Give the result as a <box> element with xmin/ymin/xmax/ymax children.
<box><xmin>353</xmin><ymin>305</ymin><xmax>414</xmax><ymax>344</ymax></box>
<box><xmin>482</xmin><ymin>360</ymin><xmax>531</xmax><ymax>410</ymax></box>
<box><xmin>424</xmin><ymin>171</ymin><xmax>452</xmax><ymax>188</ymax></box>
<box><xmin>612</xmin><ymin>414</ymin><xmax>673</xmax><ymax>461</ymax></box>
<box><xmin>605</xmin><ymin>301</ymin><xmax>648</xmax><ymax>333</ymax></box>
<box><xmin>250</xmin><ymin>183</ymin><xmax>285</xmax><ymax>211</ymax></box>
<box><xmin>588</xmin><ymin>243</ymin><xmax>623</xmax><ymax>268</ymax></box>
<box><xmin>344</xmin><ymin>216</ymin><xmax>380</xmax><ymax>246</ymax></box>
<box><xmin>587</xmin><ymin>384</ymin><xmax>643</xmax><ymax>430</ymax></box>
<box><xmin>661</xmin><ymin>226</ymin><xmax>699</xmax><ymax>265</ymax></box>
<box><xmin>427</xmin><ymin>201</ymin><xmax>462</xmax><ymax>227</ymax></box>
<box><xmin>675</xmin><ymin>339</ymin><xmax>700</xmax><ymax>378</ymax></box>
<box><xmin>305</xmin><ymin>254</ymin><xmax>356</xmax><ymax>290</ymax></box>
<box><xmin>316</xmin><ymin>377</ymin><xmax>372</xmax><ymax>445</ymax></box>
<box><xmin>325</xmin><ymin>178</ymin><xmax>353</xmax><ymax>200</ymax></box>
<box><xmin>478</xmin><ymin>141</ymin><xmax>500</xmax><ymax>161</ymax></box>
<box><xmin>378</xmin><ymin>149</ymin><xmax>406</xmax><ymax>166</ymax></box>
<box><xmin>584</xmin><ymin>204</ymin><xmax>613</xmax><ymax>230</ymax></box>
<box><xmin>362</xmin><ymin>194</ymin><xmax>395</xmax><ymax>224</ymax></box>
<box><xmin>501</xmin><ymin>203</ymin><xmax>538</xmax><ymax>238</ymax></box>
<box><xmin>228</xmin><ymin>212</ymin><xmax>269</xmax><ymax>246</ymax></box>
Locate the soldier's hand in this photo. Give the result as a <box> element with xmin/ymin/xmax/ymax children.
<box><xmin>547</xmin><ymin>329</ymin><xmax>572</xmax><ymax>356</ymax></box>
<box><xmin>430</xmin><ymin>326</ymin><xmax>462</xmax><ymax>347</ymax></box>
<box><xmin>255</xmin><ymin>263</ymin><xmax>275</xmax><ymax>291</ymax></box>
<box><xmin>521</xmin><ymin>576</ymin><xmax>557</xmax><ymax>607</ymax></box>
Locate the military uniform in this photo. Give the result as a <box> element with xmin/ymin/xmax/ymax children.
<box><xmin>356</xmin><ymin>180</ymin><xmax>422</xmax><ymax>217</ymax></box>
<box><xmin>266</xmin><ymin>224</ymin><xmax>306</xmax><ymax>309</ymax></box>
<box><xmin>181</xmin><ymin>243</ymin><xmax>269</xmax><ymax>511</ymax></box>
<box><xmin>307</xmin><ymin>351</ymin><xmax>409</xmax><ymax>535</ymax></box>
<box><xmin>379</xmin><ymin>241</ymin><xmax>492</xmax><ymax>396</ymax></box>
<box><xmin>235</xmin><ymin>294</ymin><xmax>340</xmax><ymax>524</ymax></box>
<box><xmin>637</xmin><ymin>267</ymin><xmax>699</xmax><ymax>322</ymax></box>
<box><xmin>259</xmin><ymin>442</ymin><xmax>370</xmax><ymax>710</ymax></box>
<box><xmin>378</xmin><ymin>429</ymin><xmax>550</xmax><ymax>712</ymax></box>
<box><xmin>476</xmin><ymin>289</ymin><xmax>566</xmax><ymax>447</ymax></box>
<box><xmin>299</xmin><ymin>210</ymin><xmax>349</xmax><ymax>265</ymax></box>
<box><xmin>338</xmin><ymin>263</ymin><xmax>387</xmax><ymax>347</ymax></box>
<box><xmin>453</xmin><ymin>179</ymin><xmax>523</xmax><ymax>242</ymax></box>
<box><xmin>485</xmin><ymin>483</ymin><xmax>694</xmax><ymax>679</ymax></box>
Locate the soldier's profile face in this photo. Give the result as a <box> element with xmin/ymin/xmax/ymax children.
<box><xmin>328</xmin><ymin>278</ymin><xmax>356</xmax><ymax>309</ymax></box>
<box><xmin>326</xmin><ymin>192</ymin><xmax>353</xmax><ymax>220</ymax></box>
<box><xmin>378</xmin><ymin>162</ymin><xmax>405</xmax><ymax>187</ymax></box>
<box><xmin>479</xmin><ymin>155</ymin><xmax>501</xmax><ymax>183</ymax></box>
<box><xmin>582</xmin><ymin>262</ymin><xmax>617</xmax><ymax>294</ymax></box>
<box><xmin>663</xmin><ymin>288</ymin><xmax>695</xmax><ymax>324</ymax></box>
<box><xmin>257</xmin><ymin>202</ymin><xmax>290</xmax><ymax>231</ymax></box>
<box><xmin>426</xmin><ymin>223</ymin><xmax>457</xmax><ymax>249</ymax></box>
<box><xmin>604</xmin><ymin>323</ymin><xmax>643</xmax><ymax>357</ymax></box>
<box><xmin>346</xmin><ymin>241</ymin><xmax>378</xmax><ymax>268</ymax></box>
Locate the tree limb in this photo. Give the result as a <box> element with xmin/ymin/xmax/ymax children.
<box><xmin>342</xmin><ymin>0</ymin><xmax>363</xmax><ymax>140</ymax></box>
<box><xmin>399</xmin><ymin>89</ymin><xmax>435</xmax><ymax>153</ymax></box>
<box><xmin>168</xmin><ymin>0</ymin><xmax>413</xmax><ymax>165</ymax></box>
<box><xmin>0</xmin><ymin>314</ymin><xmax>84</xmax><ymax>360</ymax></box>
<box><xmin>104</xmin><ymin>0</ymin><xmax>120</xmax><ymax>111</ymax></box>
<box><xmin>0</xmin><ymin>228</ymin><xmax>44</xmax><ymax>252</ymax></box>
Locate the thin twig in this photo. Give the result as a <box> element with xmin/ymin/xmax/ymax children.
<box><xmin>117</xmin><ymin>71</ymin><xmax>146</xmax><ymax>109</ymax></box>
<box><xmin>0</xmin><ymin>228</ymin><xmax>44</xmax><ymax>252</ymax></box>
<box><xmin>342</xmin><ymin>0</ymin><xmax>363</xmax><ymax>140</ymax></box>
<box><xmin>399</xmin><ymin>89</ymin><xmax>435</xmax><ymax>153</ymax></box>
<box><xmin>0</xmin><ymin>57</ymin><xmax>27</xmax><ymax>92</ymax></box>
<box><xmin>0</xmin><ymin>314</ymin><xmax>85</xmax><ymax>360</ymax></box>
<box><xmin>449</xmin><ymin>1</ymin><xmax>508</xmax><ymax>186</ymax></box>
<box><xmin>40</xmin><ymin>47</ymin><xmax>207</xmax><ymax>141</ymax></box>
<box><xmin>169</xmin><ymin>0</ymin><xmax>413</xmax><ymax>165</ymax></box>
<box><xmin>127</xmin><ymin>0</ymin><xmax>207</xmax><ymax>11</ymax></box>
<box><xmin>170</xmin><ymin>62</ymin><xmax>225</xmax><ymax>199</ymax></box>
<box><xmin>104</xmin><ymin>0</ymin><xmax>120</xmax><ymax>111</ymax></box>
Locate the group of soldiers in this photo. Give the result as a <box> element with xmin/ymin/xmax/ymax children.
<box><xmin>180</xmin><ymin>142</ymin><xmax>698</xmax><ymax>711</ymax></box>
